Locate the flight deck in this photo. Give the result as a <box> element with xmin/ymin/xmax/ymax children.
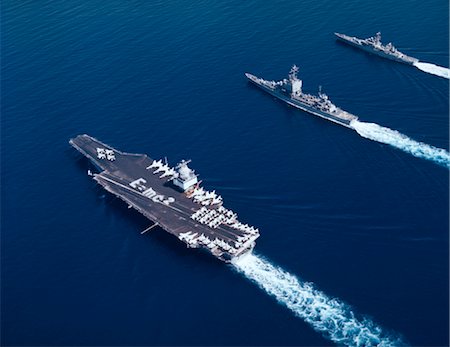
<box><xmin>70</xmin><ymin>134</ymin><xmax>259</xmax><ymax>262</ymax></box>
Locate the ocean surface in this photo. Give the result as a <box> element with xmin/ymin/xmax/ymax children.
<box><xmin>1</xmin><ymin>0</ymin><xmax>449</xmax><ymax>346</ymax></box>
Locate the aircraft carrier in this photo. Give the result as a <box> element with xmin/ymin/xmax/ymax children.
<box><xmin>245</xmin><ymin>65</ymin><xmax>358</xmax><ymax>128</ymax></box>
<box><xmin>70</xmin><ymin>134</ymin><xmax>260</xmax><ymax>262</ymax></box>
<box><xmin>335</xmin><ymin>32</ymin><xmax>419</xmax><ymax>65</ymax></box>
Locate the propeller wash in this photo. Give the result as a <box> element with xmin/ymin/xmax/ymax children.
<box><xmin>350</xmin><ymin>120</ymin><xmax>450</xmax><ymax>168</ymax></box>
<box><xmin>413</xmin><ymin>62</ymin><xmax>450</xmax><ymax>79</ymax></box>
<box><xmin>232</xmin><ymin>253</ymin><xmax>406</xmax><ymax>347</ymax></box>
<box><xmin>335</xmin><ymin>32</ymin><xmax>450</xmax><ymax>79</ymax></box>
<box><xmin>71</xmin><ymin>135</ymin><xmax>407</xmax><ymax>346</ymax></box>
<box><xmin>246</xmin><ymin>66</ymin><xmax>450</xmax><ymax>168</ymax></box>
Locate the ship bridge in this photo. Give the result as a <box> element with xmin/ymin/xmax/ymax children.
<box><xmin>173</xmin><ymin>160</ymin><xmax>198</xmax><ymax>191</ymax></box>
<box><xmin>288</xmin><ymin>65</ymin><xmax>303</xmax><ymax>95</ymax></box>
<box><xmin>70</xmin><ymin>134</ymin><xmax>259</xmax><ymax>262</ymax></box>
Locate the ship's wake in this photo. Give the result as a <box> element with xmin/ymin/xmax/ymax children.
<box><xmin>413</xmin><ymin>62</ymin><xmax>450</xmax><ymax>79</ymax></box>
<box><xmin>232</xmin><ymin>253</ymin><xmax>406</xmax><ymax>347</ymax></box>
<box><xmin>350</xmin><ymin>120</ymin><xmax>450</xmax><ymax>168</ymax></box>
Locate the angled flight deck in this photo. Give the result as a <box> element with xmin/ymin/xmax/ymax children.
<box><xmin>70</xmin><ymin>134</ymin><xmax>259</xmax><ymax>262</ymax></box>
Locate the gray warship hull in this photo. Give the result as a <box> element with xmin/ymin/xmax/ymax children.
<box><xmin>70</xmin><ymin>134</ymin><xmax>259</xmax><ymax>262</ymax></box>
<box><xmin>335</xmin><ymin>33</ymin><xmax>418</xmax><ymax>65</ymax></box>
<box><xmin>245</xmin><ymin>73</ymin><xmax>354</xmax><ymax>128</ymax></box>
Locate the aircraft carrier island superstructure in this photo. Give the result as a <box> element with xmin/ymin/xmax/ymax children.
<box><xmin>335</xmin><ymin>32</ymin><xmax>419</xmax><ymax>65</ymax></box>
<box><xmin>70</xmin><ymin>134</ymin><xmax>260</xmax><ymax>262</ymax></box>
<box><xmin>245</xmin><ymin>65</ymin><xmax>358</xmax><ymax>128</ymax></box>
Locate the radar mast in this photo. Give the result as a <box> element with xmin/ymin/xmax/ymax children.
<box><xmin>289</xmin><ymin>65</ymin><xmax>299</xmax><ymax>81</ymax></box>
<box><xmin>374</xmin><ymin>32</ymin><xmax>382</xmax><ymax>45</ymax></box>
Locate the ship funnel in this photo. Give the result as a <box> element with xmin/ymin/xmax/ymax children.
<box><xmin>173</xmin><ymin>160</ymin><xmax>198</xmax><ymax>191</ymax></box>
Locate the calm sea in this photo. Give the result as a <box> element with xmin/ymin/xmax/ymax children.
<box><xmin>2</xmin><ymin>0</ymin><xmax>448</xmax><ymax>345</ymax></box>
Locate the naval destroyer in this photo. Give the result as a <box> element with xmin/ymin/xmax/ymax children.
<box><xmin>335</xmin><ymin>32</ymin><xmax>419</xmax><ymax>65</ymax></box>
<box><xmin>70</xmin><ymin>134</ymin><xmax>260</xmax><ymax>262</ymax></box>
<box><xmin>245</xmin><ymin>65</ymin><xmax>358</xmax><ymax>128</ymax></box>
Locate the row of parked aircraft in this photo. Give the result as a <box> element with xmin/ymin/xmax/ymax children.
<box><xmin>190</xmin><ymin>206</ymin><xmax>238</xmax><ymax>228</ymax></box>
<box><xmin>230</xmin><ymin>222</ymin><xmax>259</xmax><ymax>235</ymax></box>
<box><xmin>96</xmin><ymin>147</ymin><xmax>115</xmax><ymax>161</ymax></box>
<box><xmin>178</xmin><ymin>231</ymin><xmax>237</xmax><ymax>254</ymax></box>
<box><xmin>178</xmin><ymin>231</ymin><xmax>199</xmax><ymax>246</ymax></box>
<box><xmin>189</xmin><ymin>205</ymin><xmax>259</xmax><ymax>250</ymax></box>
<box><xmin>147</xmin><ymin>159</ymin><xmax>223</xmax><ymax>207</ymax></box>
<box><xmin>146</xmin><ymin>159</ymin><xmax>178</xmax><ymax>179</ymax></box>
<box><xmin>189</xmin><ymin>187</ymin><xmax>223</xmax><ymax>206</ymax></box>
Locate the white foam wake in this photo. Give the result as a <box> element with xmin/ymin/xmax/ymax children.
<box><xmin>350</xmin><ymin>120</ymin><xmax>450</xmax><ymax>168</ymax></box>
<box><xmin>232</xmin><ymin>253</ymin><xmax>405</xmax><ymax>347</ymax></box>
<box><xmin>413</xmin><ymin>62</ymin><xmax>450</xmax><ymax>79</ymax></box>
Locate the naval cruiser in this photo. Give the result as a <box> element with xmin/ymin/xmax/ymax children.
<box><xmin>245</xmin><ymin>65</ymin><xmax>358</xmax><ymax>128</ymax></box>
<box><xmin>70</xmin><ymin>134</ymin><xmax>260</xmax><ymax>262</ymax></box>
<box><xmin>335</xmin><ymin>32</ymin><xmax>419</xmax><ymax>65</ymax></box>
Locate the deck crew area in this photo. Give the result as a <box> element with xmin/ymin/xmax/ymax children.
<box><xmin>70</xmin><ymin>134</ymin><xmax>259</xmax><ymax>261</ymax></box>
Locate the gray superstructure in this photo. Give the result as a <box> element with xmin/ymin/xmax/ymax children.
<box><xmin>70</xmin><ymin>134</ymin><xmax>259</xmax><ymax>262</ymax></box>
<box><xmin>335</xmin><ymin>32</ymin><xmax>419</xmax><ymax>65</ymax></box>
<box><xmin>245</xmin><ymin>65</ymin><xmax>358</xmax><ymax>128</ymax></box>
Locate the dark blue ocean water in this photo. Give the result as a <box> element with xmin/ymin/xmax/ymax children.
<box><xmin>2</xmin><ymin>0</ymin><xmax>449</xmax><ymax>345</ymax></box>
